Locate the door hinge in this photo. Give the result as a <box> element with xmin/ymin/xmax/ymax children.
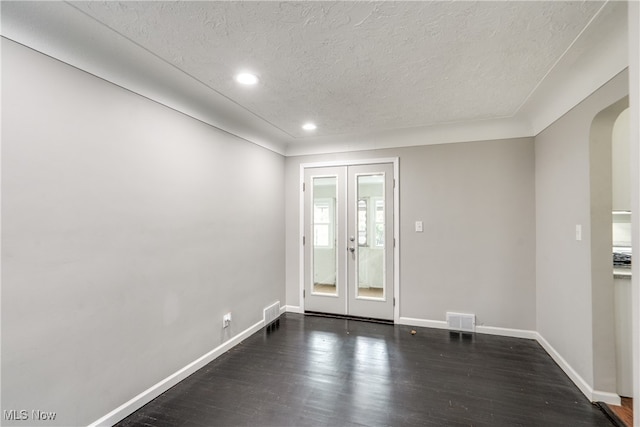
<box><xmin>302</xmin><ymin>182</ymin><xmax>305</xmax><ymax>192</ymax></box>
<box><xmin>394</xmin><ymin>178</ymin><xmax>396</xmax><ymax>188</ymax></box>
<box><xmin>303</xmin><ymin>289</ymin><xmax>306</xmax><ymax>298</ymax></box>
<box><xmin>393</xmin><ymin>297</ymin><xmax>396</xmax><ymax>307</ymax></box>
<box><xmin>303</xmin><ymin>236</ymin><xmax>306</xmax><ymax>245</ymax></box>
<box><xmin>394</xmin><ymin>238</ymin><xmax>396</xmax><ymax>248</ymax></box>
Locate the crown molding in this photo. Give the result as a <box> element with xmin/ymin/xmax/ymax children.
<box><xmin>284</xmin><ymin>117</ymin><xmax>534</xmax><ymax>156</ymax></box>
<box><xmin>1</xmin><ymin>1</ymin><xmax>290</xmax><ymax>155</ymax></box>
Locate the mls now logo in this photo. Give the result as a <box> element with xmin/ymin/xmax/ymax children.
<box><xmin>4</xmin><ymin>409</ymin><xmax>57</xmax><ymax>421</ymax></box>
<box><xmin>3</xmin><ymin>410</ymin><xmax>28</xmax><ymax>421</ymax></box>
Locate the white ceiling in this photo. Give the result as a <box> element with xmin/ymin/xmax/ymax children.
<box><xmin>0</xmin><ymin>1</ymin><xmax>630</xmax><ymax>155</ymax></box>
<box><xmin>68</xmin><ymin>0</ymin><xmax>605</xmax><ymax>137</ymax></box>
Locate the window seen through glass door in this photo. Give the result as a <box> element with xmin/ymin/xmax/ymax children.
<box><xmin>356</xmin><ymin>174</ymin><xmax>385</xmax><ymax>299</ymax></box>
<box><xmin>312</xmin><ymin>176</ymin><xmax>338</xmax><ymax>295</ymax></box>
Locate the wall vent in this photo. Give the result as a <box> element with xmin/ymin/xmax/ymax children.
<box><xmin>264</xmin><ymin>301</ymin><xmax>281</xmax><ymax>327</ymax></box>
<box><xmin>446</xmin><ymin>312</ymin><xmax>475</xmax><ymax>333</ymax></box>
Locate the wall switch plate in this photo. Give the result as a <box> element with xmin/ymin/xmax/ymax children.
<box><xmin>575</xmin><ymin>224</ymin><xmax>582</xmax><ymax>241</ymax></box>
<box><xmin>415</xmin><ymin>221</ymin><xmax>423</xmax><ymax>232</ymax></box>
<box><xmin>223</xmin><ymin>313</ymin><xmax>232</xmax><ymax>328</ymax></box>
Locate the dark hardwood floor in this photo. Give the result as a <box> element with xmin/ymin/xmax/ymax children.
<box><xmin>115</xmin><ymin>313</ymin><xmax>613</xmax><ymax>426</ymax></box>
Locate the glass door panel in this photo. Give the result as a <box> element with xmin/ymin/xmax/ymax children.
<box><xmin>356</xmin><ymin>174</ymin><xmax>386</xmax><ymax>299</ymax></box>
<box><xmin>347</xmin><ymin>164</ymin><xmax>394</xmax><ymax>320</ymax></box>
<box><xmin>312</xmin><ymin>176</ymin><xmax>337</xmax><ymax>296</ymax></box>
<box><xmin>304</xmin><ymin>163</ymin><xmax>394</xmax><ymax>320</ymax></box>
<box><xmin>304</xmin><ymin>167</ymin><xmax>347</xmax><ymax>315</ymax></box>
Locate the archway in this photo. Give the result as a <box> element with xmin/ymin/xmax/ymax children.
<box><xmin>589</xmin><ymin>97</ymin><xmax>630</xmax><ymax>406</ymax></box>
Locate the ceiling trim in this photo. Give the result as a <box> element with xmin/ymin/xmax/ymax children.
<box><xmin>516</xmin><ymin>0</ymin><xmax>628</xmax><ymax>136</ymax></box>
<box><xmin>284</xmin><ymin>117</ymin><xmax>533</xmax><ymax>157</ymax></box>
<box><xmin>1</xmin><ymin>1</ymin><xmax>290</xmax><ymax>155</ymax></box>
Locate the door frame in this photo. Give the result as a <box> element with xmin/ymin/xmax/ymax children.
<box><xmin>299</xmin><ymin>158</ymin><xmax>400</xmax><ymax>322</ymax></box>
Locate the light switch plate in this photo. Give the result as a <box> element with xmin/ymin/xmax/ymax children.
<box><xmin>576</xmin><ymin>224</ymin><xmax>582</xmax><ymax>241</ymax></box>
<box><xmin>415</xmin><ymin>221</ymin><xmax>423</xmax><ymax>232</ymax></box>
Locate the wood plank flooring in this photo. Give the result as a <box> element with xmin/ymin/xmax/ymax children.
<box><xmin>115</xmin><ymin>313</ymin><xmax>614</xmax><ymax>426</ymax></box>
<box><xmin>607</xmin><ymin>397</ymin><xmax>633</xmax><ymax>427</ymax></box>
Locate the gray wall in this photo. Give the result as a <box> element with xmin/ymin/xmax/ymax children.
<box><xmin>535</xmin><ymin>70</ymin><xmax>628</xmax><ymax>391</ymax></box>
<box><xmin>612</xmin><ymin>108</ymin><xmax>631</xmax><ymax>212</ymax></box>
<box><xmin>1</xmin><ymin>39</ymin><xmax>285</xmax><ymax>426</ymax></box>
<box><xmin>285</xmin><ymin>138</ymin><xmax>536</xmax><ymax>330</ymax></box>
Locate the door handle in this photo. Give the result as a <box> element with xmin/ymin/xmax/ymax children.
<box><xmin>349</xmin><ymin>246</ymin><xmax>356</xmax><ymax>253</ymax></box>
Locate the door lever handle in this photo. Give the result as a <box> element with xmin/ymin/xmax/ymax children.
<box><xmin>349</xmin><ymin>246</ymin><xmax>355</xmax><ymax>253</ymax></box>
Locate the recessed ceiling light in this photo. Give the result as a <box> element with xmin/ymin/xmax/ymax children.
<box><xmin>302</xmin><ymin>123</ymin><xmax>317</xmax><ymax>131</ymax></box>
<box><xmin>235</xmin><ymin>72</ymin><xmax>258</xmax><ymax>85</ymax></box>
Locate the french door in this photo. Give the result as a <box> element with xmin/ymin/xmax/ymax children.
<box><xmin>303</xmin><ymin>163</ymin><xmax>394</xmax><ymax>320</ymax></box>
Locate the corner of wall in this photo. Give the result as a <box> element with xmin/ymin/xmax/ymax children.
<box><xmin>535</xmin><ymin>332</ymin><xmax>620</xmax><ymax>406</ymax></box>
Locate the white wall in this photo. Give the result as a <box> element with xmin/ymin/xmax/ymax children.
<box><xmin>1</xmin><ymin>39</ymin><xmax>285</xmax><ymax>426</ymax></box>
<box><xmin>614</xmin><ymin>276</ymin><xmax>633</xmax><ymax>397</ymax></box>
<box><xmin>285</xmin><ymin>138</ymin><xmax>536</xmax><ymax>331</ymax></box>
<box><xmin>535</xmin><ymin>70</ymin><xmax>628</xmax><ymax>396</ymax></box>
<box><xmin>612</xmin><ymin>108</ymin><xmax>631</xmax><ymax>212</ymax></box>
<box><xmin>627</xmin><ymin>1</ymin><xmax>640</xmax><ymax>421</ymax></box>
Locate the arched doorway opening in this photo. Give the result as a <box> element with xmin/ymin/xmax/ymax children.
<box><xmin>589</xmin><ymin>97</ymin><xmax>632</xmax><ymax>423</ymax></box>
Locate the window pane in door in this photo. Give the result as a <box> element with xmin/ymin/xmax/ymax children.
<box><xmin>358</xmin><ymin>199</ymin><xmax>367</xmax><ymax>246</ymax></box>
<box><xmin>374</xmin><ymin>199</ymin><xmax>384</xmax><ymax>247</ymax></box>
<box><xmin>356</xmin><ymin>174</ymin><xmax>385</xmax><ymax>299</ymax></box>
<box><xmin>312</xmin><ymin>177</ymin><xmax>337</xmax><ymax>295</ymax></box>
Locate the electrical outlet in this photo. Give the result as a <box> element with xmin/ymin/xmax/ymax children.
<box><xmin>223</xmin><ymin>313</ymin><xmax>232</xmax><ymax>328</ymax></box>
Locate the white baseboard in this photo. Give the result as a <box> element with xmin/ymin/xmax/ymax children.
<box><xmin>94</xmin><ymin>310</ymin><xmax>620</xmax><ymax>426</ymax></box>
<box><xmin>397</xmin><ymin>317</ymin><xmax>537</xmax><ymax>340</ymax></box>
<box><xmin>397</xmin><ymin>316</ymin><xmax>449</xmax><ymax>329</ymax></box>
<box><xmin>476</xmin><ymin>325</ymin><xmax>538</xmax><ymax>340</ymax></box>
<box><xmin>535</xmin><ymin>332</ymin><xmax>621</xmax><ymax>406</ymax></box>
<box><xmin>285</xmin><ymin>305</ymin><xmax>304</xmax><ymax>314</ymax></box>
<box><xmin>88</xmin><ymin>318</ymin><xmax>266</xmax><ymax>427</ymax></box>
<box><xmin>592</xmin><ymin>390</ymin><xmax>623</xmax><ymax>405</ymax></box>
<box><xmin>398</xmin><ymin>316</ymin><xmax>619</xmax><ymax>405</ymax></box>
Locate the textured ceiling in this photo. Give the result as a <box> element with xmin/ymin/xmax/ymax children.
<box><xmin>68</xmin><ymin>1</ymin><xmax>604</xmax><ymax>139</ymax></box>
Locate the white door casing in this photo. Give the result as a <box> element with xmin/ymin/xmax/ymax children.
<box><xmin>301</xmin><ymin>159</ymin><xmax>398</xmax><ymax>321</ymax></box>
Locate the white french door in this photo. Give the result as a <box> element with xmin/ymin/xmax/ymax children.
<box><xmin>303</xmin><ymin>163</ymin><xmax>395</xmax><ymax>321</ymax></box>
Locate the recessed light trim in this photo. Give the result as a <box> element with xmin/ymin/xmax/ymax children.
<box><xmin>235</xmin><ymin>72</ymin><xmax>259</xmax><ymax>85</ymax></box>
<box><xmin>302</xmin><ymin>123</ymin><xmax>317</xmax><ymax>131</ymax></box>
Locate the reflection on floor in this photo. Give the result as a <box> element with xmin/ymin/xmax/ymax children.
<box><xmin>312</xmin><ymin>284</ymin><xmax>384</xmax><ymax>298</ymax></box>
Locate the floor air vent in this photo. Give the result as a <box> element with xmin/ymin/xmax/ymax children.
<box><xmin>264</xmin><ymin>301</ymin><xmax>281</xmax><ymax>327</ymax></box>
<box><xmin>446</xmin><ymin>312</ymin><xmax>475</xmax><ymax>333</ymax></box>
